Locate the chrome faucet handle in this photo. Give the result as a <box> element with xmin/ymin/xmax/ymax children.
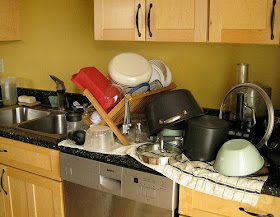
<box><xmin>50</xmin><ymin>75</ymin><xmax>65</xmax><ymax>91</ymax></box>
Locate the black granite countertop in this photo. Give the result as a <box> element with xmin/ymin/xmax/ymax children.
<box><xmin>0</xmin><ymin>88</ymin><xmax>279</xmax><ymax>199</ymax></box>
<box><xmin>1</xmin><ymin>125</ymin><xmax>280</xmax><ymax>197</ymax></box>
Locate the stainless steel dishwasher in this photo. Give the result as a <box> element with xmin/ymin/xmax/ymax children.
<box><xmin>60</xmin><ymin>152</ymin><xmax>178</xmax><ymax>217</ymax></box>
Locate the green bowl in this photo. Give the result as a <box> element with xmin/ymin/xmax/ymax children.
<box><xmin>214</xmin><ymin>139</ymin><xmax>264</xmax><ymax>177</ymax></box>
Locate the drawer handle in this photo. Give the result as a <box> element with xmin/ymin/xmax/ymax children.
<box><xmin>136</xmin><ymin>3</ymin><xmax>141</xmax><ymax>37</ymax></box>
<box><xmin>1</xmin><ymin>169</ymin><xmax>7</xmax><ymax>195</ymax></box>
<box><xmin>0</xmin><ymin>150</ymin><xmax>7</xmax><ymax>152</ymax></box>
<box><xmin>239</xmin><ymin>207</ymin><xmax>274</xmax><ymax>217</ymax></box>
<box><xmin>147</xmin><ymin>3</ymin><xmax>153</xmax><ymax>37</ymax></box>
<box><xmin>270</xmin><ymin>0</ymin><xmax>276</xmax><ymax>40</ymax></box>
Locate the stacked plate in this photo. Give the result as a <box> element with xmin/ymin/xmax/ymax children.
<box><xmin>108</xmin><ymin>54</ymin><xmax>172</xmax><ymax>94</ymax></box>
<box><xmin>149</xmin><ymin>60</ymin><xmax>172</xmax><ymax>87</ymax></box>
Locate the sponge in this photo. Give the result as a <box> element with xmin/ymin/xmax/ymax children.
<box><xmin>18</xmin><ymin>95</ymin><xmax>36</xmax><ymax>104</ymax></box>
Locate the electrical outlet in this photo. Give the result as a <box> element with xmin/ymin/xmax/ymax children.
<box><xmin>0</xmin><ymin>59</ymin><xmax>4</xmax><ymax>73</ymax></box>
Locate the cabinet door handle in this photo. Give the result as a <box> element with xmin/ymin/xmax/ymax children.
<box><xmin>239</xmin><ymin>208</ymin><xmax>274</xmax><ymax>217</ymax></box>
<box><xmin>147</xmin><ymin>3</ymin><xmax>153</xmax><ymax>37</ymax></box>
<box><xmin>1</xmin><ymin>169</ymin><xmax>7</xmax><ymax>195</ymax></box>
<box><xmin>0</xmin><ymin>150</ymin><xmax>7</xmax><ymax>152</ymax></box>
<box><xmin>271</xmin><ymin>0</ymin><xmax>276</xmax><ymax>40</ymax></box>
<box><xmin>136</xmin><ymin>3</ymin><xmax>141</xmax><ymax>37</ymax></box>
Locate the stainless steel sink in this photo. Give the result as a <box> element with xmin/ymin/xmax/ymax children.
<box><xmin>18</xmin><ymin>114</ymin><xmax>67</xmax><ymax>135</ymax></box>
<box><xmin>0</xmin><ymin>107</ymin><xmax>50</xmax><ymax>124</ymax></box>
<box><xmin>0</xmin><ymin>106</ymin><xmax>67</xmax><ymax>138</ymax></box>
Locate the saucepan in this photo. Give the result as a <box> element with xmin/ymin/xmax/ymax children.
<box><xmin>145</xmin><ymin>89</ymin><xmax>204</xmax><ymax>136</ymax></box>
<box><xmin>183</xmin><ymin>115</ymin><xmax>229</xmax><ymax>162</ymax></box>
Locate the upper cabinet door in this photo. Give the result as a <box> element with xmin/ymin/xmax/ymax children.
<box><xmin>94</xmin><ymin>0</ymin><xmax>145</xmax><ymax>41</ymax></box>
<box><xmin>146</xmin><ymin>0</ymin><xmax>208</xmax><ymax>42</ymax></box>
<box><xmin>0</xmin><ymin>0</ymin><xmax>21</xmax><ymax>41</ymax></box>
<box><xmin>209</xmin><ymin>0</ymin><xmax>280</xmax><ymax>44</ymax></box>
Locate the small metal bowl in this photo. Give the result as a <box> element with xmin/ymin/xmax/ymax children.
<box><xmin>136</xmin><ymin>142</ymin><xmax>182</xmax><ymax>165</ymax></box>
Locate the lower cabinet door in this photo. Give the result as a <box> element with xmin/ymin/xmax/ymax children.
<box><xmin>179</xmin><ymin>186</ymin><xmax>280</xmax><ymax>217</ymax></box>
<box><xmin>0</xmin><ymin>164</ymin><xmax>11</xmax><ymax>217</ymax></box>
<box><xmin>3</xmin><ymin>166</ymin><xmax>65</xmax><ymax>217</ymax></box>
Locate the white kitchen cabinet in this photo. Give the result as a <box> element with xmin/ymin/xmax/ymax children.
<box><xmin>0</xmin><ymin>0</ymin><xmax>21</xmax><ymax>41</ymax></box>
<box><xmin>209</xmin><ymin>0</ymin><xmax>280</xmax><ymax>44</ymax></box>
<box><xmin>94</xmin><ymin>0</ymin><xmax>208</xmax><ymax>42</ymax></box>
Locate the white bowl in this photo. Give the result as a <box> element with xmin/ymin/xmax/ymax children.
<box><xmin>108</xmin><ymin>53</ymin><xmax>152</xmax><ymax>87</ymax></box>
<box><xmin>214</xmin><ymin>139</ymin><xmax>264</xmax><ymax>177</ymax></box>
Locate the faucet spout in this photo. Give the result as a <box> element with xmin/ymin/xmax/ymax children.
<box><xmin>50</xmin><ymin>75</ymin><xmax>65</xmax><ymax>91</ymax></box>
<box><xmin>50</xmin><ymin>75</ymin><xmax>66</xmax><ymax>110</ymax></box>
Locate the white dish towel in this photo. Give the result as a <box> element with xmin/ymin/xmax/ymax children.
<box><xmin>126</xmin><ymin>145</ymin><xmax>268</xmax><ymax>207</ymax></box>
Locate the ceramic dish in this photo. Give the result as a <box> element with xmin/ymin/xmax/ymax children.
<box><xmin>149</xmin><ymin>60</ymin><xmax>172</xmax><ymax>87</ymax></box>
<box><xmin>149</xmin><ymin>64</ymin><xmax>165</xmax><ymax>86</ymax></box>
<box><xmin>214</xmin><ymin>139</ymin><xmax>264</xmax><ymax>177</ymax></box>
<box><xmin>108</xmin><ymin>53</ymin><xmax>152</xmax><ymax>87</ymax></box>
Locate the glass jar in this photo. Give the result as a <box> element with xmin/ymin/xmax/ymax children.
<box><xmin>1</xmin><ymin>77</ymin><xmax>17</xmax><ymax>105</ymax></box>
<box><xmin>66</xmin><ymin>111</ymin><xmax>88</xmax><ymax>145</ymax></box>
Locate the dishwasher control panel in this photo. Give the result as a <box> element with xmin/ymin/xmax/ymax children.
<box><xmin>122</xmin><ymin>167</ymin><xmax>178</xmax><ymax>211</ymax></box>
<box><xmin>60</xmin><ymin>152</ymin><xmax>178</xmax><ymax>211</ymax></box>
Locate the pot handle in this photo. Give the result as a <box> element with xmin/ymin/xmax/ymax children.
<box><xmin>159</xmin><ymin>110</ymin><xmax>187</xmax><ymax>125</ymax></box>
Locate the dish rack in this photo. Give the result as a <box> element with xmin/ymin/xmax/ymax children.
<box><xmin>83</xmin><ymin>82</ymin><xmax>177</xmax><ymax>146</ymax></box>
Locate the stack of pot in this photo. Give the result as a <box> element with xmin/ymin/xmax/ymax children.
<box><xmin>145</xmin><ymin>89</ymin><xmax>229</xmax><ymax>162</ymax></box>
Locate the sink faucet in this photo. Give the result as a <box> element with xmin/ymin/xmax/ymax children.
<box><xmin>50</xmin><ymin>75</ymin><xmax>66</xmax><ymax>110</ymax></box>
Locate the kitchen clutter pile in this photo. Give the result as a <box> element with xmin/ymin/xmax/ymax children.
<box><xmin>60</xmin><ymin>57</ymin><xmax>279</xmax><ymax>206</ymax></box>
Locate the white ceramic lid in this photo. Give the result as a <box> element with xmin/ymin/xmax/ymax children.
<box><xmin>108</xmin><ymin>53</ymin><xmax>152</xmax><ymax>86</ymax></box>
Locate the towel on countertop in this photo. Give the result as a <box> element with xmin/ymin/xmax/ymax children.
<box><xmin>126</xmin><ymin>145</ymin><xmax>268</xmax><ymax>207</ymax></box>
<box><xmin>58</xmin><ymin>139</ymin><xmax>140</xmax><ymax>156</ymax></box>
<box><xmin>58</xmin><ymin>140</ymin><xmax>268</xmax><ymax>206</ymax></box>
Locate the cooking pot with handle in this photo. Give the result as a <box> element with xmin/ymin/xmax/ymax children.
<box><xmin>145</xmin><ymin>89</ymin><xmax>204</xmax><ymax>136</ymax></box>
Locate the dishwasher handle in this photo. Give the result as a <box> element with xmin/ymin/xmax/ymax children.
<box><xmin>100</xmin><ymin>175</ymin><xmax>122</xmax><ymax>196</ymax></box>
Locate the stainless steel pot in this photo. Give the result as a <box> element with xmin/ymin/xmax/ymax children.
<box><xmin>145</xmin><ymin>89</ymin><xmax>204</xmax><ymax>136</ymax></box>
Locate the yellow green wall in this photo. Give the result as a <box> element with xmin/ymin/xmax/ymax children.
<box><xmin>0</xmin><ymin>0</ymin><xmax>280</xmax><ymax>109</ymax></box>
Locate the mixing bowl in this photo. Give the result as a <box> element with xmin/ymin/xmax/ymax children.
<box><xmin>84</xmin><ymin>126</ymin><xmax>115</xmax><ymax>151</ymax></box>
<box><xmin>214</xmin><ymin>139</ymin><xmax>264</xmax><ymax>177</ymax></box>
<box><xmin>108</xmin><ymin>53</ymin><xmax>152</xmax><ymax>87</ymax></box>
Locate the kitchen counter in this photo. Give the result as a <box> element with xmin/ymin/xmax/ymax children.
<box><xmin>0</xmin><ymin>88</ymin><xmax>279</xmax><ymax>199</ymax></box>
<box><xmin>0</xmin><ymin>124</ymin><xmax>280</xmax><ymax>197</ymax></box>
